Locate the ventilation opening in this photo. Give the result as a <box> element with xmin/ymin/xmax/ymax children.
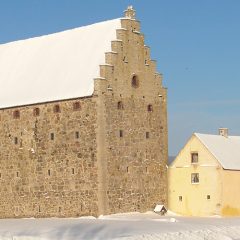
<box><xmin>53</xmin><ymin>104</ymin><xmax>61</xmax><ymax>113</ymax></box>
<box><xmin>119</xmin><ymin>130</ymin><xmax>123</xmax><ymax>138</ymax></box>
<box><xmin>33</xmin><ymin>108</ymin><xmax>40</xmax><ymax>116</ymax></box>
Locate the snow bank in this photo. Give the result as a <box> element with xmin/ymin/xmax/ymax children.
<box><xmin>0</xmin><ymin>212</ymin><xmax>240</xmax><ymax>239</ymax></box>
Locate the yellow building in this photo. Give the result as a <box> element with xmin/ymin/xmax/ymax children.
<box><xmin>168</xmin><ymin>128</ymin><xmax>240</xmax><ymax>216</ymax></box>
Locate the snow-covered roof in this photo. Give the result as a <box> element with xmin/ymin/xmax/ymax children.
<box><xmin>195</xmin><ymin>133</ymin><xmax>240</xmax><ymax>170</ymax></box>
<box><xmin>0</xmin><ymin>18</ymin><xmax>122</xmax><ymax>108</ymax></box>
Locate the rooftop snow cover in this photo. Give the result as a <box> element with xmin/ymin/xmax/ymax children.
<box><xmin>0</xmin><ymin>18</ymin><xmax>122</xmax><ymax>108</ymax></box>
<box><xmin>195</xmin><ymin>133</ymin><xmax>240</xmax><ymax>170</ymax></box>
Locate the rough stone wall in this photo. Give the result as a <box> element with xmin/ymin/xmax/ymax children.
<box><xmin>94</xmin><ymin>18</ymin><xmax>168</xmax><ymax>214</ymax></box>
<box><xmin>0</xmin><ymin>97</ymin><xmax>98</xmax><ymax>218</ymax></box>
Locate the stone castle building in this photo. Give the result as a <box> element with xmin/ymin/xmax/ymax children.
<box><xmin>0</xmin><ymin>6</ymin><xmax>168</xmax><ymax>218</ymax></box>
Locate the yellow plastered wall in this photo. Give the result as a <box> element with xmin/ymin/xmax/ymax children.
<box><xmin>168</xmin><ymin>134</ymin><xmax>222</xmax><ymax>216</ymax></box>
<box><xmin>221</xmin><ymin>170</ymin><xmax>240</xmax><ymax>216</ymax></box>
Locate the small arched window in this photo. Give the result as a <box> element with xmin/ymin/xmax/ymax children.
<box><xmin>73</xmin><ymin>101</ymin><xmax>81</xmax><ymax>111</ymax></box>
<box><xmin>13</xmin><ymin>110</ymin><xmax>20</xmax><ymax>119</ymax></box>
<box><xmin>33</xmin><ymin>108</ymin><xmax>40</xmax><ymax>116</ymax></box>
<box><xmin>117</xmin><ymin>101</ymin><xmax>124</xmax><ymax>110</ymax></box>
<box><xmin>131</xmin><ymin>75</ymin><xmax>139</xmax><ymax>88</ymax></box>
<box><xmin>147</xmin><ymin>104</ymin><xmax>153</xmax><ymax>112</ymax></box>
<box><xmin>53</xmin><ymin>104</ymin><xmax>60</xmax><ymax>113</ymax></box>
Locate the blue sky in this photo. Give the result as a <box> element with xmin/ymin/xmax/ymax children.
<box><xmin>0</xmin><ymin>1</ymin><xmax>239</xmax><ymax>156</ymax></box>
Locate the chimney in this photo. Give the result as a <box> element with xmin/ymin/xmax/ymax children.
<box><xmin>219</xmin><ymin>128</ymin><xmax>228</xmax><ymax>137</ymax></box>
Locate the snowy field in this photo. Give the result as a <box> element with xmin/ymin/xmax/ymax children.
<box><xmin>1</xmin><ymin>212</ymin><xmax>240</xmax><ymax>240</ymax></box>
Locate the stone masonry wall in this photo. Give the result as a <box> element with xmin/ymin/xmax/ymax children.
<box><xmin>94</xmin><ymin>17</ymin><xmax>168</xmax><ymax>214</ymax></box>
<box><xmin>0</xmin><ymin>97</ymin><xmax>98</xmax><ymax>218</ymax></box>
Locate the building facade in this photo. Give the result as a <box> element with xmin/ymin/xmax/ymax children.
<box><xmin>168</xmin><ymin>128</ymin><xmax>240</xmax><ymax>216</ymax></box>
<box><xmin>0</xmin><ymin>7</ymin><xmax>168</xmax><ymax>218</ymax></box>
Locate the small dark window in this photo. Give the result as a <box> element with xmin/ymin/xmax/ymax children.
<box><xmin>207</xmin><ymin>195</ymin><xmax>211</xmax><ymax>200</ymax></box>
<box><xmin>147</xmin><ymin>104</ymin><xmax>153</xmax><ymax>112</ymax></box>
<box><xmin>75</xmin><ymin>131</ymin><xmax>79</xmax><ymax>139</ymax></box>
<box><xmin>33</xmin><ymin>108</ymin><xmax>40</xmax><ymax>116</ymax></box>
<box><xmin>13</xmin><ymin>110</ymin><xmax>20</xmax><ymax>119</ymax></box>
<box><xmin>48</xmin><ymin>170</ymin><xmax>51</xmax><ymax>176</ymax></box>
<box><xmin>127</xmin><ymin>166</ymin><xmax>129</xmax><ymax>173</ymax></box>
<box><xmin>191</xmin><ymin>173</ymin><xmax>199</xmax><ymax>183</ymax></box>
<box><xmin>179</xmin><ymin>196</ymin><xmax>182</xmax><ymax>202</ymax></box>
<box><xmin>50</xmin><ymin>133</ymin><xmax>54</xmax><ymax>140</ymax></box>
<box><xmin>191</xmin><ymin>153</ymin><xmax>198</xmax><ymax>164</ymax></box>
<box><xmin>72</xmin><ymin>168</ymin><xmax>75</xmax><ymax>174</ymax></box>
<box><xmin>119</xmin><ymin>130</ymin><xmax>123</xmax><ymax>138</ymax></box>
<box><xmin>146</xmin><ymin>132</ymin><xmax>150</xmax><ymax>139</ymax></box>
<box><xmin>131</xmin><ymin>75</ymin><xmax>139</xmax><ymax>88</ymax></box>
<box><xmin>14</xmin><ymin>137</ymin><xmax>18</xmax><ymax>145</ymax></box>
<box><xmin>38</xmin><ymin>206</ymin><xmax>41</xmax><ymax>212</ymax></box>
<box><xmin>16</xmin><ymin>172</ymin><xmax>19</xmax><ymax>177</ymax></box>
<box><xmin>117</xmin><ymin>101</ymin><xmax>124</xmax><ymax>110</ymax></box>
<box><xmin>73</xmin><ymin>102</ymin><xmax>81</xmax><ymax>110</ymax></box>
<box><xmin>53</xmin><ymin>104</ymin><xmax>61</xmax><ymax>113</ymax></box>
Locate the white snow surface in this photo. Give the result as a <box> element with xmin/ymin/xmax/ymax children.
<box><xmin>1</xmin><ymin>212</ymin><xmax>240</xmax><ymax>239</ymax></box>
<box><xmin>195</xmin><ymin>133</ymin><xmax>240</xmax><ymax>170</ymax></box>
<box><xmin>0</xmin><ymin>18</ymin><xmax>121</xmax><ymax>109</ymax></box>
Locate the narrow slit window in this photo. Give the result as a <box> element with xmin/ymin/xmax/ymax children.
<box><xmin>13</xmin><ymin>110</ymin><xmax>20</xmax><ymax>119</ymax></box>
<box><xmin>131</xmin><ymin>75</ymin><xmax>139</xmax><ymax>88</ymax></box>
<box><xmin>207</xmin><ymin>195</ymin><xmax>211</xmax><ymax>200</ymax></box>
<box><xmin>119</xmin><ymin>130</ymin><xmax>123</xmax><ymax>138</ymax></box>
<box><xmin>53</xmin><ymin>104</ymin><xmax>61</xmax><ymax>113</ymax></box>
<box><xmin>16</xmin><ymin>172</ymin><xmax>19</xmax><ymax>177</ymax></box>
<box><xmin>50</xmin><ymin>133</ymin><xmax>54</xmax><ymax>140</ymax></box>
<box><xmin>146</xmin><ymin>132</ymin><xmax>150</xmax><ymax>139</ymax></box>
<box><xmin>73</xmin><ymin>102</ymin><xmax>81</xmax><ymax>110</ymax></box>
<box><xmin>33</xmin><ymin>108</ymin><xmax>40</xmax><ymax>116</ymax></box>
<box><xmin>127</xmin><ymin>166</ymin><xmax>129</xmax><ymax>173</ymax></box>
<box><xmin>179</xmin><ymin>196</ymin><xmax>182</xmax><ymax>202</ymax></box>
<box><xmin>72</xmin><ymin>168</ymin><xmax>75</xmax><ymax>174</ymax></box>
<box><xmin>147</xmin><ymin>104</ymin><xmax>153</xmax><ymax>112</ymax></box>
<box><xmin>117</xmin><ymin>101</ymin><xmax>124</xmax><ymax>110</ymax></box>
<box><xmin>75</xmin><ymin>131</ymin><xmax>79</xmax><ymax>139</ymax></box>
<box><xmin>48</xmin><ymin>170</ymin><xmax>51</xmax><ymax>176</ymax></box>
<box><xmin>14</xmin><ymin>137</ymin><xmax>18</xmax><ymax>145</ymax></box>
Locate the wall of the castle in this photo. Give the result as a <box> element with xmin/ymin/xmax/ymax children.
<box><xmin>0</xmin><ymin>97</ymin><xmax>98</xmax><ymax>218</ymax></box>
<box><xmin>95</xmin><ymin>18</ymin><xmax>168</xmax><ymax>214</ymax></box>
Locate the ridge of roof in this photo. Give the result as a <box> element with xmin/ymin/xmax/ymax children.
<box><xmin>194</xmin><ymin>132</ymin><xmax>240</xmax><ymax>170</ymax></box>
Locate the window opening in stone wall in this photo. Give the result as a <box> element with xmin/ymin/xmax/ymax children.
<box><xmin>16</xmin><ymin>172</ymin><xmax>19</xmax><ymax>177</ymax></box>
<box><xmin>13</xmin><ymin>110</ymin><xmax>20</xmax><ymax>119</ymax></box>
<box><xmin>50</xmin><ymin>133</ymin><xmax>54</xmax><ymax>140</ymax></box>
<box><xmin>59</xmin><ymin>207</ymin><xmax>61</xmax><ymax>212</ymax></box>
<box><xmin>179</xmin><ymin>196</ymin><xmax>182</xmax><ymax>202</ymax></box>
<box><xmin>81</xmin><ymin>204</ymin><xmax>83</xmax><ymax>211</ymax></box>
<box><xmin>14</xmin><ymin>137</ymin><xmax>18</xmax><ymax>145</ymax></box>
<box><xmin>48</xmin><ymin>170</ymin><xmax>51</xmax><ymax>176</ymax></box>
<box><xmin>207</xmin><ymin>195</ymin><xmax>211</xmax><ymax>200</ymax></box>
<box><xmin>72</xmin><ymin>168</ymin><xmax>75</xmax><ymax>174</ymax></box>
<box><xmin>117</xmin><ymin>101</ymin><xmax>124</xmax><ymax>110</ymax></box>
<box><xmin>75</xmin><ymin>131</ymin><xmax>79</xmax><ymax>139</ymax></box>
<box><xmin>33</xmin><ymin>107</ymin><xmax>40</xmax><ymax>116</ymax></box>
<box><xmin>146</xmin><ymin>132</ymin><xmax>150</xmax><ymax>139</ymax></box>
<box><xmin>53</xmin><ymin>104</ymin><xmax>61</xmax><ymax>113</ymax></box>
<box><xmin>131</xmin><ymin>75</ymin><xmax>139</xmax><ymax>88</ymax></box>
<box><xmin>127</xmin><ymin>166</ymin><xmax>129</xmax><ymax>173</ymax></box>
<box><xmin>147</xmin><ymin>104</ymin><xmax>153</xmax><ymax>112</ymax></box>
<box><xmin>119</xmin><ymin>130</ymin><xmax>123</xmax><ymax>138</ymax></box>
<box><xmin>73</xmin><ymin>101</ymin><xmax>81</xmax><ymax>110</ymax></box>
<box><xmin>191</xmin><ymin>152</ymin><xmax>198</xmax><ymax>164</ymax></box>
<box><xmin>38</xmin><ymin>206</ymin><xmax>41</xmax><ymax>212</ymax></box>
<box><xmin>191</xmin><ymin>173</ymin><xmax>199</xmax><ymax>184</ymax></box>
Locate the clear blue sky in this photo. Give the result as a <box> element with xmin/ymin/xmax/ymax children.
<box><xmin>1</xmin><ymin>0</ymin><xmax>240</xmax><ymax>156</ymax></box>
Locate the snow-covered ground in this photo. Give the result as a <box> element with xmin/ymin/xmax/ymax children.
<box><xmin>1</xmin><ymin>212</ymin><xmax>240</xmax><ymax>239</ymax></box>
